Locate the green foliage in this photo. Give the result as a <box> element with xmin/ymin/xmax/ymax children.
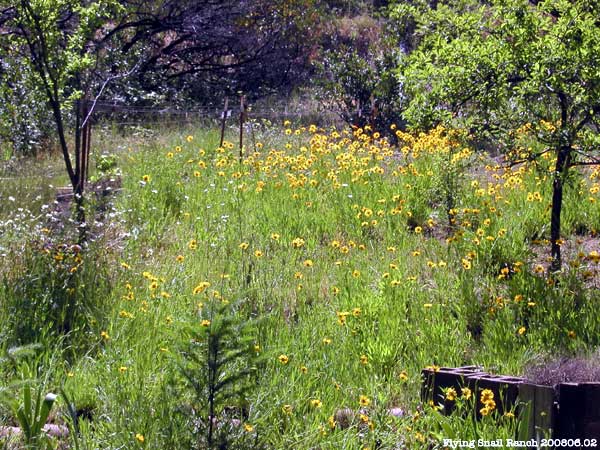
<box><xmin>0</xmin><ymin>53</ymin><xmax>55</xmax><ymax>155</ymax></box>
<box><xmin>58</xmin><ymin>388</ymin><xmax>81</xmax><ymax>450</ymax></box>
<box><xmin>398</xmin><ymin>0</ymin><xmax>600</xmax><ymax>269</ymax></box>
<box><xmin>0</xmin><ymin>241</ymin><xmax>113</xmax><ymax>349</ymax></box>
<box><xmin>400</xmin><ymin>0</ymin><xmax>598</xmax><ymax>133</ymax></box>
<box><xmin>399</xmin><ymin>0</ymin><xmax>600</xmax><ymax>158</ymax></box>
<box><xmin>95</xmin><ymin>153</ymin><xmax>118</xmax><ymax>175</ymax></box>
<box><xmin>178</xmin><ymin>300</ymin><xmax>259</xmax><ymax>449</ymax></box>
<box><xmin>11</xmin><ymin>386</ymin><xmax>57</xmax><ymax>449</ymax></box>
<box><xmin>3</xmin><ymin>125</ymin><xmax>600</xmax><ymax>447</ymax></box>
<box><xmin>0</xmin><ymin>0</ymin><xmax>127</xmax><ymax>196</ymax></box>
<box><xmin>3</xmin><ymin>0</ymin><xmax>124</xmax><ymax>99</ymax></box>
<box><xmin>317</xmin><ymin>12</ymin><xmax>405</xmax><ymax>132</ymax></box>
<box><xmin>0</xmin><ymin>345</ymin><xmax>59</xmax><ymax>449</ymax></box>
<box><xmin>423</xmin><ymin>386</ymin><xmax>521</xmax><ymax>442</ymax></box>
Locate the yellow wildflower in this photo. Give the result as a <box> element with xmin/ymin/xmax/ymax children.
<box><xmin>445</xmin><ymin>387</ymin><xmax>457</xmax><ymax>401</ymax></box>
<box><xmin>461</xmin><ymin>387</ymin><xmax>472</xmax><ymax>400</ymax></box>
<box><xmin>480</xmin><ymin>389</ymin><xmax>494</xmax><ymax>404</ymax></box>
<box><xmin>328</xmin><ymin>415</ymin><xmax>336</xmax><ymax>430</ymax></box>
<box><xmin>193</xmin><ymin>282</ymin><xmax>210</xmax><ymax>294</ymax></box>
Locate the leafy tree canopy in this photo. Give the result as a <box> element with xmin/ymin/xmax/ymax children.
<box><xmin>0</xmin><ymin>0</ymin><xmax>321</xmax><ymax>188</ymax></box>
<box><xmin>0</xmin><ymin>0</ymin><xmax>126</xmax><ymax>194</ymax></box>
<box><xmin>395</xmin><ymin>0</ymin><xmax>600</xmax><ymax>269</ymax></box>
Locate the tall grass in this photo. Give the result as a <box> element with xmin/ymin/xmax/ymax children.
<box><xmin>1</xmin><ymin>122</ymin><xmax>600</xmax><ymax>448</ymax></box>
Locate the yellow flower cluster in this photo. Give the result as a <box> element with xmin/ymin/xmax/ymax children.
<box><xmin>479</xmin><ymin>389</ymin><xmax>496</xmax><ymax>416</ymax></box>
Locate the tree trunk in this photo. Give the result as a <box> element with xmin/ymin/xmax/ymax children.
<box><xmin>75</xmin><ymin>184</ymin><xmax>87</xmax><ymax>244</ymax></box>
<box><xmin>49</xmin><ymin>99</ymin><xmax>77</xmax><ymax>189</ymax></box>
<box><xmin>550</xmin><ymin>145</ymin><xmax>571</xmax><ymax>272</ymax></box>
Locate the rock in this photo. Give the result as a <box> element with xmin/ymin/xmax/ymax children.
<box><xmin>0</xmin><ymin>424</ymin><xmax>69</xmax><ymax>438</ymax></box>
<box><xmin>388</xmin><ymin>407</ymin><xmax>405</xmax><ymax>417</ymax></box>
<box><xmin>0</xmin><ymin>426</ymin><xmax>20</xmax><ymax>437</ymax></box>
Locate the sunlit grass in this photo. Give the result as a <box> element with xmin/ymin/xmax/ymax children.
<box><xmin>1</xmin><ymin>122</ymin><xmax>600</xmax><ymax>448</ymax></box>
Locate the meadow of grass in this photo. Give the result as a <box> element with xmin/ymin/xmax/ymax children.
<box><xmin>1</xmin><ymin>121</ymin><xmax>600</xmax><ymax>449</ymax></box>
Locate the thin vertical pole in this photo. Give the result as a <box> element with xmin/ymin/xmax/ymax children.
<box><xmin>84</xmin><ymin>104</ymin><xmax>92</xmax><ymax>187</ymax></box>
<box><xmin>80</xmin><ymin>99</ymin><xmax>88</xmax><ymax>193</ymax></box>
<box><xmin>239</xmin><ymin>95</ymin><xmax>245</xmax><ymax>162</ymax></box>
<box><xmin>370</xmin><ymin>95</ymin><xmax>376</xmax><ymax>130</ymax></box>
<box><xmin>220</xmin><ymin>97</ymin><xmax>229</xmax><ymax>148</ymax></box>
<box><xmin>74</xmin><ymin>99</ymin><xmax>81</xmax><ymax>193</ymax></box>
<box><xmin>250</xmin><ymin>114</ymin><xmax>257</xmax><ymax>153</ymax></box>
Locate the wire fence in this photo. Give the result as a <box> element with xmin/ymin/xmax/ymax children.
<box><xmin>88</xmin><ymin>99</ymin><xmax>341</xmax><ymax>128</ymax></box>
<box><xmin>0</xmin><ymin>98</ymin><xmax>343</xmax><ymax>179</ymax></box>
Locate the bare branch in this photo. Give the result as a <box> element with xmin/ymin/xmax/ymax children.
<box><xmin>502</xmin><ymin>148</ymin><xmax>554</xmax><ymax>168</ymax></box>
<box><xmin>81</xmin><ymin>58</ymin><xmax>142</xmax><ymax>127</ymax></box>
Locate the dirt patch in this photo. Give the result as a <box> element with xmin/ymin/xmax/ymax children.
<box><xmin>46</xmin><ymin>176</ymin><xmax>123</xmax><ymax>243</ymax></box>
<box><xmin>529</xmin><ymin>236</ymin><xmax>600</xmax><ymax>288</ymax></box>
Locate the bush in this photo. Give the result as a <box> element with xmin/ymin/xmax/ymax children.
<box><xmin>0</xmin><ymin>55</ymin><xmax>56</xmax><ymax>156</ymax></box>
<box><xmin>0</xmin><ymin>240</ymin><xmax>113</xmax><ymax>350</ymax></box>
<box><xmin>317</xmin><ymin>14</ymin><xmax>405</xmax><ymax>133</ymax></box>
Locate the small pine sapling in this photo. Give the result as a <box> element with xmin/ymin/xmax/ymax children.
<box><xmin>178</xmin><ymin>299</ymin><xmax>260</xmax><ymax>449</ymax></box>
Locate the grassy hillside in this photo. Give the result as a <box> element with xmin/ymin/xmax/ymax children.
<box><xmin>1</xmin><ymin>123</ymin><xmax>600</xmax><ymax>448</ymax></box>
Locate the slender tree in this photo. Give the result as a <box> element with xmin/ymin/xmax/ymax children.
<box><xmin>1</xmin><ymin>1</ymin><xmax>127</xmax><ymax>237</ymax></box>
<box><xmin>0</xmin><ymin>0</ymin><xmax>319</xmax><ymax>237</ymax></box>
<box><xmin>399</xmin><ymin>0</ymin><xmax>600</xmax><ymax>270</ymax></box>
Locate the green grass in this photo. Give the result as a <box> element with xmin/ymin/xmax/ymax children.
<box><xmin>1</xmin><ymin>123</ymin><xmax>600</xmax><ymax>449</ymax></box>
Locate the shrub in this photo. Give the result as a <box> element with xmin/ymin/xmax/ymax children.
<box><xmin>0</xmin><ymin>240</ymin><xmax>113</xmax><ymax>350</ymax></box>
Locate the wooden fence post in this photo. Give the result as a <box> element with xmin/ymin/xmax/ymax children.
<box><xmin>80</xmin><ymin>99</ymin><xmax>90</xmax><ymax>191</ymax></box>
<box><xmin>220</xmin><ymin>97</ymin><xmax>229</xmax><ymax>148</ymax></box>
<box><xmin>239</xmin><ymin>95</ymin><xmax>246</xmax><ymax>162</ymax></box>
<box><xmin>84</xmin><ymin>100</ymin><xmax>92</xmax><ymax>187</ymax></box>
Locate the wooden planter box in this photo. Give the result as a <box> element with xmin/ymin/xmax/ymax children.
<box><xmin>421</xmin><ymin>366</ymin><xmax>482</xmax><ymax>401</ymax></box>
<box><xmin>517</xmin><ymin>383</ymin><xmax>557</xmax><ymax>441</ymax></box>
<box><xmin>555</xmin><ymin>383</ymin><xmax>600</xmax><ymax>441</ymax></box>
<box><xmin>421</xmin><ymin>367</ymin><xmax>600</xmax><ymax>445</ymax></box>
